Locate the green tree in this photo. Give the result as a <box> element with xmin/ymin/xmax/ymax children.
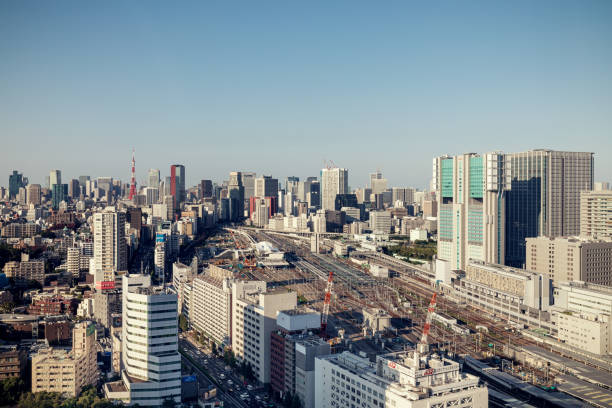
<box><xmin>0</xmin><ymin>376</ymin><xmax>26</xmax><ymax>406</ymax></box>
<box><xmin>178</xmin><ymin>313</ymin><xmax>188</xmax><ymax>332</ymax></box>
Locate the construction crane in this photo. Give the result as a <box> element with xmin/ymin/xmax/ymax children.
<box><xmin>418</xmin><ymin>292</ymin><xmax>438</xmax><ymax>353</ymax></box>
<box><xmin>321</xmin><ymin>270</ymin><xmax>334</xmax><ymax>335</ymax></box>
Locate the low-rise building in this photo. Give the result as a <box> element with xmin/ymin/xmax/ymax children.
<box><xmin>0</xmin><ymin>345</ymin><xmax>27</xmax><ymax>380</ymax></box>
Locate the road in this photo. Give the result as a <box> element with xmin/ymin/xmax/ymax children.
<box><xmin>180</xmin><ymin>336</ymin><xmax>274</xmax><ymax>407</ymax></box>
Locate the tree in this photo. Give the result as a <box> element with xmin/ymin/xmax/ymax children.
<box><xmin>0</xmin><ymin>376</ymin><xmax>26</xmax><ymax>406</ymax></box>
<box><xmin>178</xmin><ymin>313</ymin><xmax>188</xmax><ymax>332</ymax></box>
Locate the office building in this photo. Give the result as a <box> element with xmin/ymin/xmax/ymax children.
<box><xmin>369</xmin><ymin>211</ymin><xmax>391</xmax><ymax>234</ymax></box>
<box><xmin>32</xmin><ymin>322</ymin><xmax>98</xmax><ymax>397</ymax></box>
<box><xmin>104</xmin><ymin>274</ymin><xmax>181</xmax><ymax>406</ymax></box>
<box><xmin>26</xmin><ymin>184</ymin><xmax>41</xmax><ymax>206</ymax></box>
<box><xmin>504</xmin><ymin>150</ymin><xmax>593</xmax><ymax>267</ymax></box>
<box><xmin>68</xmin><ymin>179</ymin><xmax>80</xmax><ymax>198</ymax></box>
<box><xmin>392</xmin><ymin>187</ymin><xmax>414</xmax><ymax>205</ymax></box>
<box><xmin>148</xmin><ymin>169</ymin><xmax>160</xmax><ymax>188</ymax></box>
<box><xmin>286</xmin><ymin>176</ymin><xmax>300</xmax><ymax>195</ymax></box>
<box><xmin>315</xmin><ymin>350</ymin><xmax>487</xmax><ymax>408</ymax></box>
<box><xmin>580</xmin><ymin>189</ymin><xmax>612</xmax><ymax>240</ymax></box>
<box><xmin>52</xmin><ymin>183</ymin><xmax>68</xmax><ymax>210</ymax></box>
<box><xmin>92</xmin><ymin>208</ymin><xmax>127</xmax><ymax>290</ymax></box>
<box><xmin>232</xmin><ymin>281</ymin><xmax>297</xmax><ymax>384</ymax></box>
<box><xmin>170</xmin><ymin>164</ymin><xmax>185</xmax><ymax>210</ymax></box>
<box><xmin>143</xmin><ymin>186</ymin><xmax>160</xmax><ymax>205</ymax></box>
<box><xmin>200</xmin><ymin>179</ymin><xmax>213</xmax><ymax>198</ymax></box>
<box><xmin>321</xmin><ymin>167</ymin><xmax>348</xmax><ymax>211</ymax></box>
<box><xmin>228</xmin><ymin>171</ymin><xmax>245</xmax><ymax>220</ymax></box>
<box><xmin>334</xmin><ymin>193</ymin><xmax>358</xmax><ymax>211</ymax></box>
<box><xmin>8</xmin><ymin>170</ymin><xmax>26</xmax><ymax>199</ymax></box>
<box><xmin>554</xmin><ymin>282</ymin><xmax>612</xmax><ymax>355</ymax></box>
<box><xmin>433</xmin><ymin>152</ymin><xmax>510</xmax><ymax>271</ymax></box>
<box><xmin>526</xmin><ymin>236</ymin><xmax>612</xmax><ymax>286</ymax></box>
<box><xmin>191</xmin><ymin>265</ymin><xmax>234</xmax><ymax>345</ymax></box>
<box><xmin>255</xmin><ymin>175</ymin><xmax>279</xmax><ymax>200</ymax></box>
<box><xmin>154</xmin><ymin>234</ymin><xmax>166</xmax><ymax>282</ymax></box>
<box><xmin>49</xmin><ymin>169</ymin><xmax>61</xmax><ymax>188</ymax></box>
<box><xmin>242</xmin><ymin>172</ymin><xmax>256</xmax><ymax>200</ymax></box>
<box><xmin>423</xmin><ymin>199</ymin><xmax>437</xmax><ymax>218</ymax></box>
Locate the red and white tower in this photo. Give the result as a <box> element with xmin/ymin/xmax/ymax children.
<box><xmin>129</xmin><ymin>149</ymin><xmax>136</xmax><ymax>200</ymax></box>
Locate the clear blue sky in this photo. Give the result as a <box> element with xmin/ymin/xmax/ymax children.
<box><xmin>1</xmin><ymin>1</ymin><xmax>611</xmax><ymax>189</ymax></box>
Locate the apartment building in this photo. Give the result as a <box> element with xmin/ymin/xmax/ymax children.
<box><xmin>191</xmin><ymin>265</ymin><xmax>234</xmax><ymax>345</ymax></box>
<box><xmin>580</xmin><ymin>190</ymin><xmax>612</xmax><ymax>240</ymax></box>
<box><xmin>31</xmin><ymin>322</ymin><xmax>98</xmax><ymax>397</ymax></box>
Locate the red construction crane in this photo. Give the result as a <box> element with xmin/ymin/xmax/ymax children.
<box><xmin>321</xmin><ymin>270</ymin><xmax>334</xmax><ymax>334</ymax></box>
<box><xmin>418</xmin><ymin>292</ymin><xmax>438</xmax><ymax>352</ymax></box>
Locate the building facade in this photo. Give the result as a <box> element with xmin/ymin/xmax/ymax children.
<box><xmin>580</xmin><ymin>189</ymin><xmax>612</xmax><ymax>240</ymax></box>
<box><xmin>321</xmin><ymin>168</ymin><xmax>348</xmax><ymax>211</ymax></box>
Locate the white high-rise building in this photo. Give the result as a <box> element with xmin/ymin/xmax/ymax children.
<box><xmin>143</xmin><ymin>187</ymin><xmax>160</xmax><ymax>205</ymax></box>
<box><xmin>315</xmin><ymin>351</ymin><xmax>487</xmax><ymax>408</ymax></box>
<box><xmin>369</xmin><ymin>211</ymin><xmax>391</xmax><ymax>234</ymax></box>
<box><xmin>154</xmin><ymin>236</ymin><xmax>166</xmax><ymax>282</ymax></box>
<box><xmin>232</xmin><ymin>281</ymin><xmax>297</xmax><ymax>384</ymax></box>
<box><xmin>321</xmin><ymin>168</ymin><xmax>348</xmax><ymax>211</ymax></box>
<box><xmin>104</xmin><ymin>274</ymin><xmax>181</xmax><ymax>406</ymax></box>
<box><xmin>67</xmin><ymin>247</ymin><xmax>81</xmax><ymax>277</ymax></box>
<box><xmin>92</xmin><ymin>207</ymin><xmax>127</xmax><ymax>290</ymax></box>
<box><xmin>191</xmin><ymin>265</ymin><xmax>234</xmax><ymax>345</ymax></box>
<box><xmin>148</xmin><ymin>169</ymin><xmax>160</xmax><ymax>188</ymax></box>
<box><xmin>49</xmin><ymin>169</ymin><xmax>61</xmax><ymax>188</ymax></box>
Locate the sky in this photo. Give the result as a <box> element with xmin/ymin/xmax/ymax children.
<box><xmin>1</xmin><ymin>1</ymin><xmax>611</xmax><ymax>190</ymax></box>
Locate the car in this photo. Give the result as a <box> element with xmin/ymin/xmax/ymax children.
<box><xmin>219</xmin><ymin>373</ymin><xmax>226</xmax><ymax>379</ymax></box>
<box><xmin>255</xmin><ymin>395</ymin><xmax>262</xmax><ymax>401</ymax></box>
<box><xmin>227</xmin><ymin>380</ymin><xmax>233</xmax><ymax>385</ymax></box>
<box><xmin>247</xmin><ymin>384</ymin><xmax>254</xmax><ymax>391</ymax></box>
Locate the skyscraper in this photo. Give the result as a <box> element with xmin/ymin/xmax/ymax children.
<box><xmin>433</xmin><ymin>153</ymin><xmax>510</xmax><ymax>271</ymax></box>
<box><xmin>51</xmin><ymin>184</ymin><xmax>68</xmax><ymax>210</ymax></box>
<box><xmin>200</xmin><ymin>179</ymin><xmax>213</xmax><ymax>199</ymax></box>
<box><xmin>286</xmin><ymin>176</ymin><xmax>300</xmax><ymax>195</ymax></box>
<box><xmin>433</xmin><ymin>150</ymin><xmax>593</xmax><ymax>271</ymax></box>
<box><xmin>255</xmin><ymin>175</ymin><xmax>279</xmax><ymax>199</ymax></box>
<box><xmin>92</xmin><ymin>208</ymin><xmax>127</xmax><ymax>290</ymax></box>
<box><xmin>26</xmin><ymin>184</ymin><xmax>41</xmax><ymax>206</ymax></box>
<box><xmin>370</xmin><ymin>170</ymin><xmax>387</xmax><ymax>195</ymax></box>
<box><xmin>321</xmin><ymin>168</ymin><xmax>348</xmax><ymax>211</ymax></box>
<box><xmin>504</xmin><ymin>150</ymin><xmax>593</xmax><ymax>267</ymax></box>
<box><xmin>242</xmin><ymin>172</ymin><xmax>256</xmax><ymax>200</ymax></box>
<box><xmin>228</xmin><ymin>171</ymin><xmax>244</xmax><ymax>221</ymax></box>
<box><xmin>148</xmin><ymin>169</ymin><xmax>160</xmax><ymax>188</ymax></box>
<box><xmin>49</xmin><ymin>170</ymin><xmax>61</xmax><ymax>188</ymax></box>
<box><xmin>8</xmin><ymin>170</ymin><xmax>25</xmax><ymax>199</ymax></box>
<box><xmin>68</xmin><ymin>179</ymin><xmax>80</xmax><ymax>198</ymax></box>
<box><xmin>170</xmin><ymin>164</ymin><xmax>185</xmax><ymax>210</ymax></box>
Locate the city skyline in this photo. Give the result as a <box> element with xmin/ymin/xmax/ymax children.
<box><xmin>1</xmin><ymin>1</ymin><xmax>611</xmax><ymax>187</ymax></box>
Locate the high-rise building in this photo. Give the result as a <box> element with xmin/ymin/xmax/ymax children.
<box><xmin>51</xmin><ymin>184</ymin><xmax>68</xmax><ymax>210</ymax></box>
<box><xmin>315</xmin><ymin>351</ymin><xmax>488</xmax><ymax>408</ymax></box>
<box><xmin>143</xmin><ymin>186</ymin><xmax>160</xmax><ymax>205</ymax></box>
<box><xmin>504</xmin><ymin>150</ymin><xmax>593</xmax><ymax>267</ymax></box>
<box><xmin>25</xmin><ymin>184</ymin><xmax>40</xmax><ymax>206</ymax></box>
<box><xmin>200</xmin><ymin>179</ymin><xmax>213</xmax><ymax>198</ymax></box>
<box><xmin>232</xmin><ymin>282</ymin><xmax>297</xmax><ymax>384</ymax></box>
<box><xmin>68</xmin><ymin>179</ymin><xmax>80</xmax><ymax>198</ymax></box>
<box><xmin>334</xmin><ymin>193</ymin><xmax>358</xmax><ymax>211</ymax></box>
<box><xmin>8</xmin><ymin>170</ymin><xmax>26</xmax><ymax>199</ymax></box>
<box><xmin>392</xmin><ymin>187</ymin><xmax>415</xmax><ymax>205</ymax></box>
<box><xmin>92</xmin><ymin>208</ymin><xmax>127</xmax><ymax>290</ymax></box>
<box><xmin>78</xmin><ymin>175</ymin><xmax>90</xmax><ymax>188</ymax></box>
<box><xmin>154</xmin><ymin>233</ymin><xmax>166</xmax><ymax>282</ymax></box>
<box><xmin>228</xmin><ymin>171</ymin><xmax>245</xmax><ymax>221</ymax></box>
<box><xmin>369</xmin><ymin>211</ymin><xmax>392</xmax><ymax>234</ymax></box>
<box><xmin>104</xmin><ymin>274</ymin><xmax>181</xmax><ymax>406</ymax></box>
<box><xmin>242</xmin><ymin>172</ymin><xmax>256</xmax><ymax>200</ymax></box>
<box><xmin>49</xmin><ymin>169</ymin><xmax>61</xmax><ymax>188</ymax></box>
<box><xmin>321</xmin><ymin>168</ymin><xmax>348</xmax><ymax>211</ymax></box>
<box><xmin>191</xmin><ymin>266</ymin><xmax>233</xmax><ymax>345</ymax></box>
<box><xmin>580</xmin><ymin>190</ymin><xmax>612</xmax><ymax>240</ymax></box>
<box><xmin>286</xmin><ymin>176</ymin><xmax>300</xmax><ymax>195</ymax></box>
<box><xmin>170</xmin><ymin>164</ymin><xmax>185</xmax><ymax>210</ymax></box>
<box><xmin>148</xmin><ymin>168</ymin><xmax>160</xmax><ymax>188</ymax></box>
<box><xmin>370</xmin><ymin>170</ymin><xmax>387</xmax><ymax>195</ymax></box>
<box><xmin>255</xmin><ymin>176</ymin><xmax>279</xmax><ymax>200</ymax></box>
